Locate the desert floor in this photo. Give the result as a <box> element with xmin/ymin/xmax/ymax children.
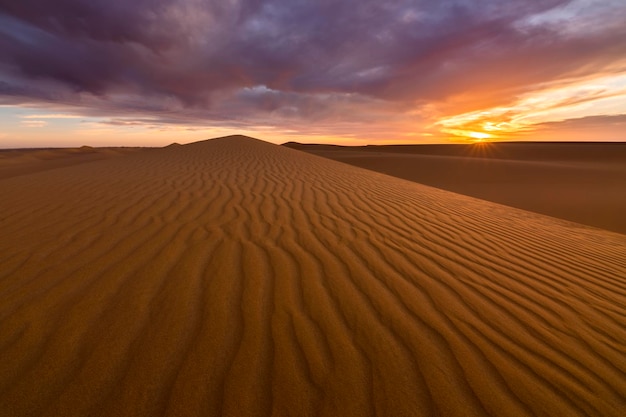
<box><xmin>1</xmin><ymin>136</ymin><xmax>625</xmax><ymax>416</ymax></box>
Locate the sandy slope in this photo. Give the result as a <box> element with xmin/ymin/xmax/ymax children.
<box><xmin>284</xmin><ymin>142</ymin><xmax>626</xmax><ymax>235</ymax></box>
<box><xmin>1</xmin><ymin>136</ymin><xmax>625</xmax><ymax>417</ymax></box>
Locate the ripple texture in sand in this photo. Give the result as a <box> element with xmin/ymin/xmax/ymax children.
<box><xmin>1</xmin><ymin>136</ymin><xmax>625</xmax><ymax>416</ymax></box>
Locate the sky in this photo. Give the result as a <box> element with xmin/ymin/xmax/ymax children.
<box><xmin>0</xmin><ymin>0</ymin><xmax>625</xmax><ymax>147</ymax></box>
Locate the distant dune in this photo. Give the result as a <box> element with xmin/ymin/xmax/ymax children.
<box><xmin>0</xmin><ymin>146</ymin><xmax>150</xmax><ymax>180</ymax></box>
<box><xmin>285</xmin><ymin>142</ymin><xmax>626</xmax><ymax>235</ymax></box>
<box><xmin>1</xmin><ymin>136</ymin><xmax>625</xmax><ymax>416</ymax></box>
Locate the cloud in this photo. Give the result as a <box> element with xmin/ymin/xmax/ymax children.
<box><xmin>494</xmin><ymin>114</ymin><xmax>626</xmax><ymax>142</ymax></box>
<box><xmin>532</xmin><ymin>114</ymin><xmax>626</xmax><ymax>135</ymax></box>
<box><xmin>20</xmin><ymin>120</ymin><xmax>47</xmax><ymax>127</ymax></box>
<box><xmin>22</xmin><ymin>113</ymin><xmax>81</xmax><ymax>119</ymax></box>
<box><xmin>1</xmin><ymin>0</ymin><xmax>625</xmax><ymax>141</ymax></box>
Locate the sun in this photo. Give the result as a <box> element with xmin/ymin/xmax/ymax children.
<box><xmin>466</xmin><ymin>131</ymin><xmax>492</xmax><ymax>142</ymax></box>
<box><xmin>438</xmin><ymin>126</ymin><xmax>496</xmax><ymax>143</ymax></box>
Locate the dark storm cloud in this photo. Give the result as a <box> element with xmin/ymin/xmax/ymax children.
<box><xmin>0</xmin><ymin>0</ymin><xmax>625</xmax><ymax>125</ymax></box>
<box><xmin>0</xmin><ymin>0</ymin><xmax>174</xmax><ymax>48</ymax></box>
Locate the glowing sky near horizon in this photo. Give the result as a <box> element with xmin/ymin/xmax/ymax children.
<box><xmin>0</xmin><ymin>0</ymin><xmax>625</xmax><ymax>147</ymax></box>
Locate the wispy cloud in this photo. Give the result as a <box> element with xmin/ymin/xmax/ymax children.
<box><xmin>20</xmin><ymin>120</ymin><xmax>48</xmax><ymax>128</ymax></box>
<box><xmin>21</xmin><ymin>113</ymin><xmax>81</xmax><ymax>119</ymax></box>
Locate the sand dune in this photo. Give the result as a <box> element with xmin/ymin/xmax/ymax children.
<box><xmin>1</xmin><ymin>135</ymin><xmax>625</xmax><ymax>416</ymax></box>
<box><xmin>285</xmin><ymin>142</ymin><xmax>626</xmax><ymax>235</ymax></box>
<box><xmin>0</xmin><ymin>146</ymin><xmax>149</xmax><ymax>180</ymax></box>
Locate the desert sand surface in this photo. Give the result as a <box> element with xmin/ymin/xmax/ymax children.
<box><xmin>285</xmin><ymin>142</ymin><xmax>626</xmax><ymax>235</ymax></box>
<box><xmin>1</xmin><ymin>135</ymin><xmax>625</xmax><ymax>416</ymax></box>
<box><xmin>0</xmin><ymin>146</ymin><xmax>150</xmax><ymax>180</ymax></box>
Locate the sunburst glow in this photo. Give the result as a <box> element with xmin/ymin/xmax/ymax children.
<box><xmin>436</xmin><ymin>72</ymin><xmax>626</xmax><ymax>142</ymax></box>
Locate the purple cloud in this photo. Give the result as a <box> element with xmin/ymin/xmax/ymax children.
<box><xmin>1</xmin><ymin>0</ymin><xmax>625</xmax><ymax>134</ymax></box>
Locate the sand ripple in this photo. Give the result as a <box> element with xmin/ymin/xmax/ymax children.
<box><xmin>1</xmin><ymin>136</ymin><xmax>625</xmax><ymax>416</ymax></box>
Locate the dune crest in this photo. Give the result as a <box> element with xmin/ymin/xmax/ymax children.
<box><xmin>1</xmin><ymin>135</ymin><xmax>625</xmax><ymax>416</ymax></box>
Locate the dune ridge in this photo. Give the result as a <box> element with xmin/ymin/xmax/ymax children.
<box><xmin>1</xmin><ymin>136</ymin><xmax>625</xmax><ymax>416</ymax></box>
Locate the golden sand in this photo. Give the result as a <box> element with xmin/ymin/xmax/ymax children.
<box><xmin>1</xmin><ymin>136</ymin><xmax>625</xmax><ymax>416</ymax></box>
